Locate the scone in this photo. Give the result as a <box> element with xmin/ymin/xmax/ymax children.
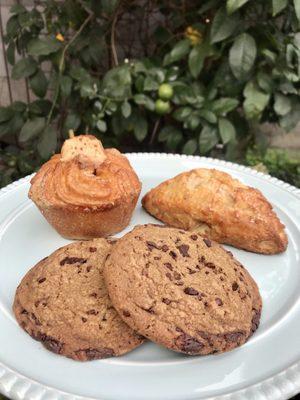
<box><xmin>29</xmin><ymin>134</ymin><xmax>141</xmax><ymax>239</ymax></box>
<box><xmin>142</xmin><ymin>168</ymin><xmax>287</xmax><ymax>254</ymax></box>
<box><xmin>104</xmin><ymin>224</ymin><xmax>262</xmax><ymax>355</ymax></box>
<box><xmin>14</xmin><ymin>239</ymin><xmax>144</xmax><ymax>361</ymax></box>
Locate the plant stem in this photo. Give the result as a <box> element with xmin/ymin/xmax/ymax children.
<box><xmin>46</xmin><ymin>14</ymin><xmax>93</xmax><ymax>126</ymax></box>
<box><xmin>150</xmin><ymin>118</ymin><xmax>160</xmax><ymax>145</ymax></box>
<box><xmin>111</xmin><ymin>12</ymin><xmax>119</xmax><ymax>67</ymax></box>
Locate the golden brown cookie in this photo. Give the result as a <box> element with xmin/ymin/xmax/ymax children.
<box><xmin>142</xmin><ymin>168</ymin><xmax>287</xmax><ymax>254</ymax></box>
<box><xmin>104</xmin><ymin>225</ymin><xmax>262</xmax><ymax>355</ymax></box>
<box><xmin>29</xmin><ymin>135</ymin><xmax>141</xmax><ymax>240</ymax></box>
<box><xmin>14</xmin><ymin>239</ymin><xmax>144</xmax><ymax>361</ymax></box>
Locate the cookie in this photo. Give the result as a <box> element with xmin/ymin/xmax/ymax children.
<box><xmin>104</xmin><ymin>225</ymin><xmax>262</xmax><ymax>355</ymax></box>
<box><xmin>14</xmin><ymin>239</ymin><xmax>144</xmax><ymax>361</ymax></box>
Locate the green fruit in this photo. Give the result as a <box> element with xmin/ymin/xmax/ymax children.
<box><xmin>155</xmin><ymin>99</ymin><xmax>171</xmax><ymax>115</ymax></box>
<box><xmin>158</xmin><ymin>83</ymin><xmax>174</xmax><ymax>100</ymax></box>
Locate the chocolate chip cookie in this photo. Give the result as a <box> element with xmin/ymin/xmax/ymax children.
<box><xmin>14</xmin><ymin>239</ymin><xmax>144</xmax><ymax>361</ymax></box>
<box><xmin>104</xmin><ymin>225</ymin><xmax>262</xmax><ymax>355</ymax></box>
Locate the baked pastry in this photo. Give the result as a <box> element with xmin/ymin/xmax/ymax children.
<box><xmin>104</xmin><ymin>224</ymin><xmax>262</xmax><ymax>355</ymax></box>
<box><xmin>142</xmin><ymin>168</ymin><xmax>287</xmax><ymax>254</ymax></box>
<box><xmin>29</xmin><ymin>134</ymin><xmax>141</xmax><ymax>239</ymax></box>
<box><xmin>14</xmin><ymin>239</ymin><xmax>144</xmax><ymax>361</ymax></box>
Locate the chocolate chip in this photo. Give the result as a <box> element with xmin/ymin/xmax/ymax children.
<box><xmin>34</xmin><ymin>301</ymin><xmax>40</xmax><ymax>308</ymax></box>
<box><xmin>146</xmin><ymin>241</ymin><xmax>160</xmax><ymax>251</ymax></box>
<box><xmin>175</xmin><ymin>332</ymin><xmax>204</xmax><ymax>354</ymax></box>
<box><xmin>89</xmin><ymin>292</ymin><xmax>97</xmax><ymax>298</ymax></box>
<box><xmin>122</xmin><ymin>310</ymin><xmax>130</xmax><ymax>317</ymax></box>
<box><xmin>89</xmin><ymin>247</ymin><xmax>97</xmax><ymax>253</ymax></box>
<box><xmin>21</xmin><ymin>309</ymin><xmax>28</xmax><ymax>315</ymax></box>
<box><xmin>190</xmin><ymin>234</ymin><xmax>198</xmax><ymax>241</ymax></box>
<box><xmin>205</xmin><ymin>262</ymin><xmax>216</xmax><ymax>269</ymax></box>
<box><xmin>184</xmin><ymin>287</ymin><xmax>199</xmax><ymax>296</ymax></box>
<box><xmin>37</xmin><ymin>277</ymin><xmax>46</xmax><ymax>284</ymax></box>
<box><xmin>82</xmin><ymin>317</ymin><xmax>87</xmax><ymax>323</ymax></box>
<box><xmin>187</xmin><ymin>267</ymin><xmax>197</xmax><ymax>274</ymax></box>
<box><xmin>164</xmin><ymin>262</ymin><xmax>173</xmax><ymax>271</ymax></box>
<box><xmin>215</xmin><ymin>298</ymin><xmax>223</xmax><ymax>306</ymax></box>
<box><xmin>174</xmin><ymin>281</ymin><xmax>184</xmax><ymax>286</ymax></box>
<box><xmin>199</xmin><ymin>255</ymin><xmax>206</xmax><ymax>263</ymax></box>
<box><xmin>169</xmin><ymin>250</ymin><xmax>177</xmax><ymax>260</ymax></box>
<box><xmin>177</xmin><ymin>244</ymin><xmax>190</xmax><ymax>257</ymax></box>
<box><xmin>203</xmin><ymin>238</ymin><xmax>212</xmax><ymax>247</ymax></box>
<box><xmin>173</xmin><ymin>271</ymin><xmax>181</xmax><ymax>280</ymax></box>
<box><xmin>161</xmin><ymin>244</ymin><xmax>169</xmax><ymax>252</ymax></box>
<box><xmin>166</xmin><ymin>272</ymin><xmax>173</xmax><ymax>281</ymax></box>
<box><xmin>225</xmin><ymin>332</ymin><xmax>244</xmax><ymax>343</ymax></box>
<box><xmin>86</xmin><ymin>309</ymin><xmax>98</xmax><ymax>315</ymax></box>
<box><xmin>82</xmin><ymin>348</ymin><xmax>115</xmax><ymax>360</ymax></box>
<box><xmin>162</xmin><ymin>298</ymin><xmax>171</xmax><ymax>305</ymax></box>
<box><xmin>86</xmin><ymin>266</ymin><xmax>92</xmax><ymax>272</ymax></box>
<box><xmin>36</xmin><ymin>333</ymin><xmax>63</xmax><ymax>354</ymax></box>
<box><xmin>232</xmin><ymin>282</ymin><xmax>239</xmax><ymax>291</ymax></box>
<box><xmin>60</xmin><ymin>257</ymin><xmax>87</xmax><ymax>266</ymax></box>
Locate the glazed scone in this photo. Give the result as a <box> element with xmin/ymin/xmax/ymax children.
<box><xmin>29</xmin><ymin>134</ymin><xmax>141</xmax><ymax>239</ymax></box>
<box><xmin>142</xmin><ymin>168</ymin><xmax>287</xmax><ymax>254</ymax></box>
<box><xmin>14</xmin><ymin>239</ymin><xmax>144</xmax><ymax>361</ymax></box>
<box><xmin>104</xmin><ymin>225</ymin><xmax>262</xmax><ymax>356</ymax></box>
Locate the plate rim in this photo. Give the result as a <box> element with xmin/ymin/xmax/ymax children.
<box><xmin>0</xmin><ymin>153</ymin><xmax>300</xmax><ymax>400</ymax></box>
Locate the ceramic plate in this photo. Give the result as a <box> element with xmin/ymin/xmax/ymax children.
<box><xmin>0</xmin><ymin>153</ymin><xmax>300</xmax><ymax>400</ymax></box>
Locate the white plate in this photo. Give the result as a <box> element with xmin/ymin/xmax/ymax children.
<box><xmin>0</xmin><ymin>153</ymin><xmax>300</xmax><ymax>400</ymax></box>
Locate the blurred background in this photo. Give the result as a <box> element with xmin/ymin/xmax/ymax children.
<box><xmin>0</xmin><ymin>0</ymin><xmax>299</xmax><ymax>188</ymax></box>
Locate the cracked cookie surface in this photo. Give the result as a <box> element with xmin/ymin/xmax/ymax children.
<box><xmin>14</xmin><ymin>239</ymin><xmax>144</xmax><ymax>361</ymax></box>
<box><xmin>104</xmin><ymin>224</ymin><xmax>262</xmax><ymax>355</ymax></box>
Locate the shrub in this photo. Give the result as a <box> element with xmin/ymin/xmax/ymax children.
<box><xmin>0</xmin><ymin>0</ymin><xmax>300</xmax><ymax>187</ymax></box>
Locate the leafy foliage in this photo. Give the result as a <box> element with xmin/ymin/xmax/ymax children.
<box><xmin>0</xmin><ymin>0</ymin><xmax>300</xmax><ymax>187</ymax></box>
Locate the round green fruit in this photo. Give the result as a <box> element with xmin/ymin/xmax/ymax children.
<box><xmin>158</xmin><ymin>83</ymin><xmax>174</xmax><ymax>100</ymax></box>
<box><xmin>155</xmin><ymin>99</ymin><xmax>171</xmax><ymax>115</ymax></box>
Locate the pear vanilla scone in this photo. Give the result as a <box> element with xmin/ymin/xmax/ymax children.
<box><xmin>104</xmin><ymin>225</ymin><xmax>262</xmax><ymax>356</ymax></box>
<box><xmin>29</xmin><ymin>134</ymin><xmax>141</xmax><ymax>239</ymax></box>
<box><xmin>14</xmin><ymin>239</ymin><xmax>144</xmax><ymax>361</ymax></box>
<box><xmin>142</xmin><ymin>168</ymin><xmax>287</xmax><ymax>254</ymax></box>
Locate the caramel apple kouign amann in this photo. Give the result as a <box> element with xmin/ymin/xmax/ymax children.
<box><xmin>29</xmin><ymin>134</ymin><xmax>141</xmax><ymax>239</ymax></box>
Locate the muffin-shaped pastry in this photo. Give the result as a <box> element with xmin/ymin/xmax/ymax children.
<box><xmin>29</xmin><ymin>135</ymin><xmax>141</xmax><ymax>239</ymax></box>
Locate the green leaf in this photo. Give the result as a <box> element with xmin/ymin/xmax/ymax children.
<box><xmin>198</xmin><ymin>110</ymin><xmax>217</xmax><ymax>124</ymax></box>
<box><xmin>229</xmin><ymin>33</ymin><xmax>257</xmax><ymax>80</ymax></box>
<box><xmin>60</xmin><ymin>76</ymin><xmax>72</xmax><ymax>97</ymax></box>
<box><xmin>103</xmin><ymin>65</ymin><xmax>132</xmax><ymax>98</ymax></box>
<box><xmin>7</xmin><ymin>42</ymin><xmax>15</xmax><ymax>65</ymax></box>
<box><xmin>210</xmin><ymin>7</ymin><xmax>239</xmax><ymax>44</ymax></box>
<box><xmin>158</xmin><ymin>126</ymin><xmax>181</xmax><ymax>142</ymax></box>
<box><xmin>143</xmin><ymin>76</ymin><xmax>159</xmax><ymax>91</ymax></box>
<box><xmin>257</xmin><ymin>72</ymin><xmax>273</xmax><ymax>94</ymax></box>
<box><xmin>211</xmin><ymin>98</ymin><xmax>239</xmax><ymax>115</ymax></box>
<box><xmin>274</xmin><ymin>94</ymin><xmax>292</xmax><ymax>116</ymax></box>
<box><xmin>173</xmin><ymin>107</ymin><xmax>192</xmax><ymax>121</ymax></box>
<box><xmin>0</xmin><ymin>108</ymin><xmax>14</xmax><ymax>123</ymax></box>
<box><xmin>218</xmin><ymin>118</ymin><xmax>236</xmax><ymax>144</ymax></box>
<box><xmin>133</xmin><ymin>115</ymin><xmax>148</xmax><ymax>142</ymax></box>
<box><xmin>133</xmin><ymin>94</ymin><xmax>155</xmax><ymax>111</ymax></box>
<box><xmin>243</xmin><ymin>81</ymin><xmax>270</xmax><ymax>120</ymax></box>
<box><xmin>166</xmin><ymin>130</ymin><xmax>183</xmax><ymax>150</ymax></box>
<box><xmin>163</xmin><ymin>39</ymin><xmax>190</xmax><ymax>66</ymax></box>
<box><xmin>29</xmin><ymin>100</ymin><xmax>52</xmax><ymax>116</ymax></box>
<box><xmin>70</xmin><ymin>66</ymin><xmax>89</xmax><ymax>81</ymax></box>
<box><xmin>11</xmin><ymin>101</ymin><xmax>27</xmax><ymax>112</ymax></box>
<box><xmin>10</xmin><ymin>4</ymin><xmax>26</xmax><ymax>14</ymax></box>
<box><xmin>29</xmin><ymin>70</ymin><xmax>48</xmax><ymax>98</ymax></box>
<box><xmin>27</xmin><ymin>37</ymin><xmax>62</xmax><ymax>56</ymax></box>
<box><xmin>272</xmin><ymin>0</ymin><xmax>288</xmax><ymax>16</ymax></box>
<box><xmin>6</xmin><ymin>16</ymin><xmax>19</xmax><ymax>39</ymax></box>
<box><xmin>280</xmin><ymin>103</ymin><xmax>300</xmax><ymax>131</ymax></box>
<box><xmin>227</xmin><ymin>0</ymin><xmax>249</xmax><ymax>14</ymax></box>
<box><xmin>12</xmin><ymin>57</ymin><xmax>37</xmax><ymax>80</ymax></box>
<box><xmin>19</xmin><ymin>117</ymin><xmax>45</xmax><ymax>142</ymax></box>
<box><xmin>188</xmin><ymin>43</ymin><xmax>209</xmax><ymax>78</ymax></box>
<box><xmin>199</xmin><ymin>126</ymin><xmax>218</xmax><ymax>154</ymax></box>
<box><xmin>121</xmin><ymin>101</ymin><xmax>131</xmax><ymax>118</ymax></box>
<box><xmin>183</xmin><ymin>139</ymin><xmax>198</xmax><ymax>155</ymax></box>
<box><xmin>294</xmin><ymin>0</ymin><xmax>300</xmax><ymax>22</ymax></box>
<box><xmin>96</xmin><ymin>120</ymin><xmax>107</xmax><ymax>132</ymax></box>
<box><xmin>0</xmin><ymin>113</ymin><xmax>24</xmax><ymax>138</ymax></box>
<box><xmin>63</xmin><ymin>113</ymin><xmax>81</xmax><ymax>134</ymax></box>
<box><xmin>37</xmin><ymin>126</ymin><xmax>57</xmax><ymax>159</ymax></box>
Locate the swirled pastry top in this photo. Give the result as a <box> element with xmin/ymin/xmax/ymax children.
<box><xmin>29</xmin><ymin>135</ymin><xmax>141</xmax><ymax>210</ymax></box>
